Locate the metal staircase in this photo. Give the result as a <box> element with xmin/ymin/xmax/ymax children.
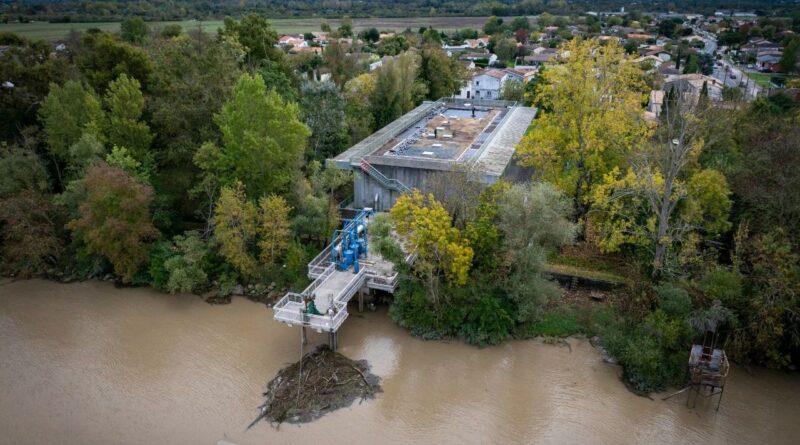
<box><xmin>359</xmin><ymin>159</ymin><xmax>410</xmax><ymax>193</ymax></box>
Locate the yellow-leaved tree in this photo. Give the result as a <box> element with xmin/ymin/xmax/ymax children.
<box><xmin>390</xmin><ymin>189</ymin><xmax>473</xmax><ymax>304</ymax></box>
<box><xmin>213</xmin><ymin>181</ymin><xmax>258</xmax><ymax>277</ymax></box>
<box><xmin>591</xmin><ymin>97</ymin><xmax>732</xmax><ymax>276</ymax></box>
<box><xmin>257</xmin><ymin>194</ymin><xmax>292</xmax><ymax>267</ymax></box>
<box><xmin>516</xmin><ymin>38</ymin><xmax>649</xmax><ymax>230</ymax></box>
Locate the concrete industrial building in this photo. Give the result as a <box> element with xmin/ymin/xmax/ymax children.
<box><xmin>330</xmin><ymin>98</ymin><xmax>537</xmax><ymax>211</ymax></box>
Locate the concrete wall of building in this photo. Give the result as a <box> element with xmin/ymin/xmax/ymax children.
<box><xmin>354</xmin><ymin>165</ymin><xmax>444</xmax><ymax>211</ymax></box>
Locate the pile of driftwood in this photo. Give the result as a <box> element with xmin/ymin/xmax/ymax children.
<box><xmin>249</xmin><ymin>345</ymin><xmax>381</xmax><ymax>427</ymax></box>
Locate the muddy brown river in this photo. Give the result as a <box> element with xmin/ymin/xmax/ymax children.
<box><xmin>1</xmin><ymin>279</ymin><xmax>798</xmax><ymax>444</ymax></box>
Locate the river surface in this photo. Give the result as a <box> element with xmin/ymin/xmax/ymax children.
<box><xmin>1</xmin><ymin>279</ymin><xmax>798</xmax><ymax>445</ymax></box>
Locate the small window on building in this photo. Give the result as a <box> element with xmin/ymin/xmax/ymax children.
<box><xmin>476</xmin><ymin>81</ymin><xmax>480</xmax><ymax>86</ymax></box>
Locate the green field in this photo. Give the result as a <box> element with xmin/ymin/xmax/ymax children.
<box><xmin>0</xmin><ymin>16</ymin><xmax>496</xmax><ymax>41</ymax></box>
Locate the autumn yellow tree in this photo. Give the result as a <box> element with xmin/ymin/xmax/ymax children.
<box><xmin>591</xmin><ymin>98</ymin><xmax>732</xmax><ymax>276</ymax></box>
<box><xmin>257</xmin><ymin>194</ymin><xmax>292</xmax><ymax>267</ymax></box>
<box><xmin>213</xmin><ymin>181</ymin><xmax>258</xmax><ymax>277</ymax></box>
<box><xmin>516</xmin><ymin>38</ymin><xmax>649</xmax><ymax>228</ymax></box>
<box><xmin>390</xmin><ymin>190</ymin><xmax>473</xmax><ymax>304</ymax></box>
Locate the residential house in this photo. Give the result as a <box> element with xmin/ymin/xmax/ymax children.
<box><xmin>522</xmin><ymin>53</ymin><xmax>557</xmax><ymax>67</ymax></box>
<box><xmin>740</xmin><ymin>39</ymin><xmax>782</xmax><ymax>57</ymax></box>
<box><xmin>663</xmin><ymin>73</ymin><xmax>724</xmax><ymax>102</ymax></box>
<box><xmin>472</xmin><ymin>69</ymin><xmax>523</xmax><ymax>100</ymax></box>
<box><xmin>278</xmin><ymin>34</ymin><xmax>307</xmax><ymax>48</ymax></box>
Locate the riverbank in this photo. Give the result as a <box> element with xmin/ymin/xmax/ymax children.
<box><xmin>2</xmin><ymin>279</ymin><xmax>799</xmax><ymax>444</ymax></box>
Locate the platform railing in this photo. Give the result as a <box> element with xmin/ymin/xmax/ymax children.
<box><xmin>334</xmin><ymin>267</ymin><xmax>368</xmax><ymax>304</ymax></box>
<box><xmin>303</xmin><ymin>263</ymin><xmax>335</xmax><ymax>296</ymax></box>
<box><xmin>273</xmin><ymin>292</ymin><xmax>349</xmax><ymax>332</ymax></box>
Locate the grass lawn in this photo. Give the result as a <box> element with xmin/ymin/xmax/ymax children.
<box><xmin>746</xmin><ymin>71</ymin><xmax>774</xmax><ymax>88</ymax></box>
<box><xmin>0</xmin><ymin>16</ymin><xmax>496</xmax><ymax>41</ymax></box>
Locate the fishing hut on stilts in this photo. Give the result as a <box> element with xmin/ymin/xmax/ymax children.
<box><xmin>686</xmin><ymin>314</ymin><xmax>730</xmax><ymax>411</ymax></box>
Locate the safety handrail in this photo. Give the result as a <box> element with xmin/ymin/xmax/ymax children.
<box><xmin>360</xmin><ymin>158</ymin><xmax>410</xmax><ymax>192</ymax></box>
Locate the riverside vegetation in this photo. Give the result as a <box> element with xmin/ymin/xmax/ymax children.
<box><xmin>1</xmin><ymin>15</ymin><xmax>798</xmax><ymax>395</ymax></box>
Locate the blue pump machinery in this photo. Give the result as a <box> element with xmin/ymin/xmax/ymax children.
<box><xmin>331</xmin><ymin>208</ymin><xmax>373</xmax><ymax>273</ymax></box>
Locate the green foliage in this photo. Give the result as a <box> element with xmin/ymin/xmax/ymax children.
<box><xmin>106</xmin><ymin>146</ymin><xmax>151</xmax><ymax>183</ymax></box>
<box><xmin>0</xmin><ymin>38</ymin><xmax>71</xmax><ymax>140</ymax></box>
<box><xmin>38</xmin><ymin>80</ymin><xmax>103</xmax><ymax>163</ymax></box>
<box><xmin>219</xmin><ymin>13</ymin><xmax>282</xmax><ymax>66</ymax></box>
<box><xmin>79</xmin><ymin>32</ymin><xmax>153</xmax><ymax>93</ymax></box>
<box><xmin>197</xmin><ymin>73</ymin><xmax>309</xmax><ymax>199</ymax></box>
<box><xmin>370</xmin><ymin>52</ymin><xmax>426</xmax><ymax>129</ymax></box>
<box><xmin>102</xmin><ymin>74</ymin><xmax>153</xmax><ymax>163</ymax></box>
<box><xmin>0</xmin><ymin>144</ymin><xmax>49</xmax><ymax>198</ymax></box>
<box><xmin>458</xmin><ymin>290</ymin><xmax>515</xmax><ymax>346</ymax></box>
<box><xmin>518</xmin><ymin>310</ymin><xmax>587</xmax><ymax>338</ymax></box>
<box><xmin>120</xmin><ymin>18</ymin><xmax>149</xmax><ymax>44</ymax></box>
<box><xmin>163</xmin><ymin>231</ymin><xmax>211</xmax><ymax>294</ymax></box>
<box><xmin>376</xmin><ymin>35</ymin><xmax>410</xmax><ymax>56</ymax></box>
<box><xmin>283</xmin><ymin>240</ymin><xmax>311</xmax><ymax>290</ymax></box>
<box><xmin>656</xmin><ymin>283</ymin><xmax>692</xmax><ymax>318</ymax></box>
<box><xmin>599</xmin><ymin>309</ymin><xmax>691</xmax><ymax>393</ymax></box>
<box><xmin>148</xmin><ymin>240</ymin><xmax>173</xmax><ymax>291</ymax></box>
<box><xmin>299</xmin><ymin>81</ymin><xmax>348</xmax><ymax>160</ymax></box>
<box><xmin>418</xmin><ymin>47</ymin><xmax>467</xmax><ymax>100</ymax></box>
<box><xmin>160</xmin><ymin>24</ymin><xmax>182</xmax><ymax>38</ymax></box>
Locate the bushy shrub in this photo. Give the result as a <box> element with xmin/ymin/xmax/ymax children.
<box><xmin>599</xmin><ymin>309</ymin><xmax>691</xmax><ymax>393</ymax></box>
<box><xmin>699</xmin><ymin>267</ymin><xmax>743</xmax><ymax>308</ymax></box>
<box><xmin>283</xmin><ymin>240</ymin><xmax>311</xmax><ymax>290</ymax></box>
<box><xmin>163</xmin><ymin>232</ymin><xmax>210</xmax><ymax>293</ymax></box>
<box><xmin>148</xmin><ymin>240</ymin><xmax>173</xmax><ymax>291</ymax></box>
<box><xmin>656</xmin><ymin>283</ymin><xmax>692</xmax><ymax>318</ymax></box>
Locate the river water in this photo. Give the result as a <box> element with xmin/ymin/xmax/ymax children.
<box><xmin>1</xmin><ymin>279</ymin><xmax>798</xmax><ymax>445</ymax></box>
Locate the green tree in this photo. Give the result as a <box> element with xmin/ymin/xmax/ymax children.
<box><xmin>299</xmin><ymin>81</ymin><xmax>348</xmax><ymax>160</ymax></box>
<box><xmin>257</xmin><ymin>194</ymin><xmax>292</xmax><ymax>267</ymax></box>
<box><xmin>493</xmin><ymin>37</ymin><xmax>518</xmax><ymax>63</ymax></box>
<box><xmin>38</xmin><ymin>80</ymin><xmax>103</xmax><ymax>185</ymax></box>
<box><xmin>160</xmin><ymin>24</ymin><xmax>182</xmax><ymax>38</ymax></box>
<box><xmin>377</xmin><ymin>35</ymin><xmax>410</xmax><ymax>56</ymax></box>
<box><xmin>147</xmin><ymin>31</ymin><xmax>241</xmax><ymax>167</ymax></box>
<box><xmin>195</xmin><ymin>73</ymin><xmax>310</xmax><ymax>200</ymax></box>
<box><xmin>323</xmin><ymin>40</ymin><xmax>359</xmax><ymax>89</ymax></box>
<box><xmin>370</xmin><ymin>52</ymin><xmax>427</xmax><ymax>128</ymax></box>
<box><xmin>213</xmin><ymin>182</ymin><xmax>258</xmax><ymax>277</ymax></box>
<box><xmin>163</xmin><ymin>231</ymin><xmax>210</xmax><ymax>294</ymax></box>
<box><xmin>779</xmin><ymin>37</ymin><xmax>800</xmax><ymax>74</ymax></box>
<box><xmin>510</xmin><ymin>16</ymin><xmax>531</xmax><ymax>31</ymax></box>
<box><xmin>120</xmin><ymin>18</ymin><xmax>149</xmax><ymax>44</ymax></box>
<box><xmin>219</xmin><ymin>14</ymin><xmax>282</xmax><ymax>66</ymax></box>
<box><xmin>102</xmin><ymin>74</ymin><xmax>153</xmax><ymax>163</ymax></box>
<box><xmin>501</xmin><ymin>79</ymin><xmax>525</xmax><ymax>101</ymax></box>
<box><xmin>0</xmin><ymin>143</ymin><xmax>49</xmax><ymax>198</ymax></box>
<box><xmin>67</xmin><ymin>162</ymin><xmax>158</xmax><ymax>281</ymax></box>
<box><xmin>0</xmin><ymin>38</ymin><xmax>71</xmax><ymax>140</ymax></box>
<box><xmin>343</xmin><ymin>73</ymin><xmax>376</xmax><ymax>143</ymax></box>
<box><xmin>483</xmin><ymin>16</ymin><xmax>506</xmax><ymax>35</ymax></box>
<box><xmin>78</xmin><ymin>32</ymin><xmax>153</xmax><ymax>93</ymax></box>
<box><xmin>419</xmin><ymin>47</ymin><xmax>467</xmax><ymax>100</ymax></box>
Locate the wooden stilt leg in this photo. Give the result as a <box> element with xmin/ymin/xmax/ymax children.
<box><xmin>301</xmin><ymin>326</ymin><xmax>308</xmax><ymax>345</ymax></box>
